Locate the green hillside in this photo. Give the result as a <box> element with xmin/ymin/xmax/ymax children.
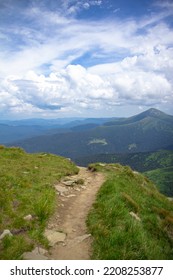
<box><xmin>144</xmin><ymin>167</ymin><xmax>173</xmax><ymax>197</ymax></box>
<box><xmin>75</xmin><ymin>150</ymin><xmax>173</xmax><ymax>196</ymax></box>
<box><xmin>87</xmin><ymin>163</ymin><xmax>173</xmax><ymax>260</ymax></box>
<box><xmin>76</xmin><ymin>150</ymin><xmax>173</xmax><ymax>171</ymax></box>
<box><xmin>0</xmin><ymin>146</ymin><xmax>78</xmax><ymax>260</ymax></box>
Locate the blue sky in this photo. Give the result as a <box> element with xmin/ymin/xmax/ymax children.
<box><xmin>0</xmin><ymin>0</ymin><xmax>173</xmax><ymax>119</ymax></box>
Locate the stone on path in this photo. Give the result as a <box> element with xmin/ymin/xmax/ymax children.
<box><xmin>74</xmin><ymin>234</ymin><xmax>91</xmax><ymax>244</ymax></box>
<box><xmin>23</xmin><ymin>247</ymin><xmax>48</xmax><ymax>260</ymax></box>
<box><xmin>62</xmin><ymin>180</ymin><xmax>76</xmax><ymax>186</ymax></box>
<box><xmin>54</xmin><ymin>185</ymin><xmax>68</xmax><ymax>195</ymax></box>
<box><xmin>45</xmin><ymin>230</ymin><xmax>66</xmax><ymax>246</ymax></box>
<box><xmin>66</xmin><ymin>194</ymin><xmax>76</xmax><ymax>198</ymax></box>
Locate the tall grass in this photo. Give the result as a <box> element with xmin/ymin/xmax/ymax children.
<box><xmin>0</xmin><ymin>146</ymin><xmax>79</xmax><ymax>259</ymax></box>
<box><xmin>87</xmin><ymin>163</ymin><xmax>173</xmax><ymax>259</ymax></box>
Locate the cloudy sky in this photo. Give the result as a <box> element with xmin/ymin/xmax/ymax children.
<box><xmin>0</xmin><ymin>0</ymin><xmax>173</xmax><ymax>119</ymax></box>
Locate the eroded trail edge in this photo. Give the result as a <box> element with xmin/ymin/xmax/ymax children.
<box><xmin>45</xmin><ymin>167</ymin><xmax>104</xmax><ymax>260</ymax></box>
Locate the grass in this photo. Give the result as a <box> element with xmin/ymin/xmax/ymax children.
<box><xmin>87</xmin><ymin>163</ymin><xmax>173</xmax><ymax>260</ymax></box>
<box><xmin>0</xmin><ymin>145</ymin><xmax>79</xmax><ymax>259</ymax></box>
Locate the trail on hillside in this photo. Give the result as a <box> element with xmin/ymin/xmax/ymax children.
<box><xmin>45</xmin><ymin>167</ymin><xmax>104</xmax><ymax>260</ymax></box>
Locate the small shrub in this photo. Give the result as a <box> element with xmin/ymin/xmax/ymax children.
<box><xmin>32</xmin><ymin>190</ymin><xmax>55</xmax><ymax>225</ymax></box>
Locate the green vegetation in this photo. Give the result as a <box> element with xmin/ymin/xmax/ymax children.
<box><xmin>0</xmin><ymin>146</ymin><xmax>78</xmax><ymax>259</ymax></box>
<box><xmin>77</xmin><ymin>150</ymin><xmax>173</xmax><ymax>172</ymax></box>
<box><xmin>144</xmin><ymin>167</ymin><xmax>173</xmax><ymax>197</ymax></box>
<box><xmin>76</xmin><ymin>150</ymin><xmax>173</xmax><ymax>196</ymax></box>
<box><xmin>87</xmin><ymin>163</ymin><xmax>173</xmax><ymax>259</ymax></box>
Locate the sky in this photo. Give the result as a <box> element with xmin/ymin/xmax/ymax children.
<box><xmin>0</xmin><ymin>0</ymin><xmax>173</xmax><ymax>119</ymax></box>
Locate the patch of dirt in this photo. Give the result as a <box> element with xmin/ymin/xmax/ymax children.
<box><xmin>46</xmin><ymin>167</ymin><xmax>105</xmax><ymax>260</ymax></box>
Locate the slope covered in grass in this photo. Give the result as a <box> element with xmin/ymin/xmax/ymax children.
<box><xmin>0</xmin><ymin>146</ymin><xmax>78</xmax><ymax>259</ymax></box>
<box><xmin>144</xmin><ymin>167</ymin><xmax>173</xmax><ymax>197</ymax></box>
<box><xmin>87</xmin><ymin>163</ymin><xmax>173</xmax><ymax>260</ymax></box>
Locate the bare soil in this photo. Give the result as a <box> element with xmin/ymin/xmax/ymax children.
<box><xmin>47</xmin><ymin>167</ymin><xmax>104</xmax><ymax>260</ymax></box>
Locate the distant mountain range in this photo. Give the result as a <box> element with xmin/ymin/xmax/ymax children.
<box><xmin>7</xmin><ymin>108</ymin><xmax>173</xmax><ymax>159</ymax></box>
<box><xmin>0</xmin><ymin>117</ymin><xmax>112</xmax><ymax>144</ymax></box>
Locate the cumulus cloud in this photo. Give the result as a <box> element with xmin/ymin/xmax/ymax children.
<box><xmin>0</xmin><ymin>0</ymin><xmax>173</xmax><ymax>117</ymax></box>
<box><xmin>1</xmin><ymin>60</ymin><xmax>172</xmax><ymax>117</ymax></box>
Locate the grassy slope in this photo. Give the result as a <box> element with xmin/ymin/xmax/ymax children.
<box><xmin>87</xmin><ymin>163</ymin><xmax>173</xmax><ymax>260</ymax></box>
<box><xmin>144</xmin><ymin>167</ymin><xmax>173</xmax><ymax>197</ymax></box>
<box><xmin>0</xmin><ymin>146</ymin><xmax>78</xmax><ymax>260</ymax></box>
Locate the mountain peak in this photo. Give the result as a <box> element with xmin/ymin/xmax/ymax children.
<box><xmin>144</xmin><ymin>108</ymin><xmax>165</xmax><ymax>117</ymax></box>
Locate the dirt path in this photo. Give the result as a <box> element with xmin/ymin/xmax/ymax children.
<box><xmin>46</xmin><ymin>167</ymin><xmax>105</xmax><ymax>260</ymax></box>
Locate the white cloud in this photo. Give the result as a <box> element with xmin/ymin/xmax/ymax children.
<box><xmin>83</xmin><ymin>3</ymin><xmax>90</xmax><ymax>9</ymax></box>
<box><xmin>1</xmin><ymin>60</ymin><xmax>172</xmax><ymax>117</ymax></box>
<box><xmin>0</xmin><ymin>0</ymin><xmax>173</xmax><ymax>117</ymax></box>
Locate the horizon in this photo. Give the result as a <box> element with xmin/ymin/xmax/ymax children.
<box><xmin>0</xmin><ymin>107</ymin><xmax>172</xmax><ymax>121</ymax></box>
<box><xmin>0</xmin><ymin>0</ymin><xmax>173</xmax><ymax>119</ymax></box>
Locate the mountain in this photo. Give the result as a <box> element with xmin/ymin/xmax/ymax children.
<box><xmin>8</xmin><ymin>108</ymin><xmax>173</xmax><ymax>159</ymax></box>
<box><xmin>104</xmin><ymin>108</ymin><xmax>173</xmax><ymax>126</ymax></box>
<box><xmin>0</xmin><ymin>117</ymin><xmax>112</xmax><ymax>144</ymax></box>
<box><xmin>0</xmin><ymin>123</ymin><xmax>51</xmax><ymax>144</ymax></box>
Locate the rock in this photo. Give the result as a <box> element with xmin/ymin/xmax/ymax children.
<box><xmin>129</xmin><ymin>212</ymin><xmax>141</xmax><ymax>221</ymax></box>
<box><xmin>23</xmin><ymin>247</ymin><xmax>48</xmax><ymax>260</ymax></box>
<box><xmin>74</xmin><ymin>234</ymin><xmax>91</xmax><ymax>243</ymax></box>
<box><xmin>54</xmin><ymin>185</ymin><xmax>68</xmax><ymax>195</ymax></box>
<box><xmin>62</xmin><ymin>180</ymin><xmax>75</xmax><ymax>186</ymax></box>
<box><xmin>23</xmin><ymin>214</ymin><xmax>33</xmax><ymax>221</ymax></box>
<box><xmin>66</xmin><ymin>194</ymin><xmax>76</xmax><ymax>198</ymax></box>
<box><xmin>0</xmin><ymin>229</ymin><xmax>13</xmax><ymax>240</ymax></box>
<box><xmin>44</xmin><ymin>230</ymin><xmax>66</xmax><ymax>246</ymax></box>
